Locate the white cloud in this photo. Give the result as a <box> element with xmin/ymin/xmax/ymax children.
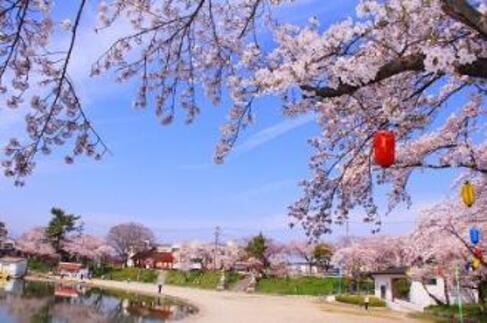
<box><xmin>234</xmin><ymin>179</ymin><xmax>296</xmax><ymax>201</ymax></box>
<box><xmin>235</xmin><ymin>114</ymin><xmax>314</xmax><ymax>155</ymax></box>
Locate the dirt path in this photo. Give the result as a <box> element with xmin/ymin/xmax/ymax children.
<box><xmin>83</xmin><ymin>279</ymin><xmax>427</xmax><ymax>323</ymax></box>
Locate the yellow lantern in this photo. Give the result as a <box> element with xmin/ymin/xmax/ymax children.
<box><xmin>461</xmin><ymin>181</ymin><xmax>476</xmax><ymax>207</ymax></box>
<box><xmin>472</xmin><ymin>257</ymin><xmax>481</xmax><ymax>270</ymax></box>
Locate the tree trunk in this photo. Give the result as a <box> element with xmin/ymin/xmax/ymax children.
<box><xmin>442</xmin><ymin>275</ymin><xmax>451</xmax><ymax>306</ymax></box>
<box><xmin>421</xmin><ymin>281</ymin><xmax>445</xmax><ymax>305</ymax></box>
<box><xmin>479</xmin><ymin>280</ymin><xmax>487</xmax><ymax>312</ymax></box>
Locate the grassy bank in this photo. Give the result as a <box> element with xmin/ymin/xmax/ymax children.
<box><xmin>94</xmin><ymin>267</ymin><xmax>159</xmax><ymax>283</ymax></box>
<box><xmin>335</xmin><ymin>294</ymin><xmax>386</xmax><ymax>307</ymax></box>
<box><xmin>409</xmin><ymin>304</ymin><xmax>487</xmax><ymax>322</ymax></box>
<box><xmin>256</xmin><ymin>276</ymin><xmax>373</xmax><ymax>296</ymax></box>
<box><xmin>165</xmin><ymin>270</ymin><xmax>241</xmax><ymax>289</ymax></box>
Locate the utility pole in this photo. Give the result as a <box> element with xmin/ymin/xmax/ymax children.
<box><xmin>213</xmin><ymin>226</ymin><xmax>221</xmax><ymax>270</ymax></box>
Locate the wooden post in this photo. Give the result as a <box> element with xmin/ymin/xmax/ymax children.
<box><xmin>455</xmin><ymin>264</ymin><xmax>464</xmax><ymax>323</ymax></box>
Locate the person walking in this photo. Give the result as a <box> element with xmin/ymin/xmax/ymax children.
<box><xmin>364</xmin><ymin>295</ymin><xmax>370</xmax><ymax>311</ymax></box>
<box><xmin>158</xmin><ymin>283</ymin><xmax>163</xmax><ymax>294</ymax></box>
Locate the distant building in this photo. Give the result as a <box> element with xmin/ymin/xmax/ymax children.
<box><xmin>0</xmin><ymin>223</ymin><xmax>14</xmax><ymax>256</ymax></box>
<box><xmin>231</xmin><ymin>259</ymin><xmax>264</xmax><ymax>274</ymax></box>
<box><xmin>0</xmin><ymin>257</ymin><xmax>27</xmax><ymax>279</ymax></box>
<box><xmin>287</xmin><ymin>262</ymin><xmax>319</xmax><ymax>276</ymax></box>
<box><xmin>286</xmin><ymin>255</ymin><xmax>338</xmax><ymax>277</ymax></box>
<box><xmin>131</xmin><ymin>249</ymin><xmax>175</xmax><ymax>270</ymax></box>
<box><xmin>57</xmin><ymin>262</ymin><xmax>89</xmax><ymax>279</ymax></box>
<box><xmin>371</xmin><ymin>267</ymin><xmax>477</xmax><ymax>312</ymax></box>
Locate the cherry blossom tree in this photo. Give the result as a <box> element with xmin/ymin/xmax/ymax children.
<box><xmin>63</xmin><ymin>234</ymin><xmax>117</xmax><ymax>263</ymax></box>
<box><xmin>286</xmin><ymin>240</ymin><xmax>316</xmax><ymax>274</ymax></box>
<box><xmin>332</xmin><ymin>235</ymin><xmax>409</xmax><ymax>279</ymax></box>
<box><xmin>1</xmin><ymin>0</ymin><xmax>487</xmax><ymax>238</ymax></box>
<box><xmin>177</xmin><ymin>241</ymin><xmax>214</xmax><ymax>270</ymax></box>
<box><xmin>287</xmin><ymin>240</ymin><xmax>334</xmax><ymax>274</ymax></box>
<box><xmin>219</xmin><ymin>240</ymin><xmax>246</xmax><ymax>270</ymax></box>
<box><xmin>332</xmin><ymin>189</ymin><xmax>487</xmax><ymax>305</ymax></box>
<box><xmin>106</xmin><ymin>222</ymin><xmax>155</xmax><ymax>263</ymax></box>
<box><xmin>265</xmin><ymin>241</ymin><xmax>291</xmax><ymax>276</ymax></box>
<box><xmin>176</xmin><ymin>240</ymin><xmax>245</xmax><ymax>271</ymax></box>
<box><xmin>15</xmin><ymin>227</ymin><xmax>57</xmax><ymax>258</ymax></box>
<box><xmin>408</xmin><ymin>196</ymin><xmax>487</xmax><ymax>306</ymax></box>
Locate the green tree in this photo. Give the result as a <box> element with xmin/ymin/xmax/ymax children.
<box><xmin>45</xmin><ymin>208</ymin><xmax>82</xmax><ymax>257</ymax></box>
<box><xmin>245</xmin><ymin>233</ymin><xmax>268</xmax><ymax>266</ymax></box>
<box><xmin>313</xmin><ymin>243</ymin><xmax>333</xmax><ymax>273</ymax></box>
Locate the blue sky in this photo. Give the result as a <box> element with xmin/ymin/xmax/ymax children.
<box><xmin>0</xmin><ymin>0</ymin><xmax>462</xmax><ymax>243</ymax></box>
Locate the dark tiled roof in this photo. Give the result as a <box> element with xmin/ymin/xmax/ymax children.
<box><xmin>369</xmin><ymin>267</ymin><xmax>408</xmax><ymax>276</ymax></box>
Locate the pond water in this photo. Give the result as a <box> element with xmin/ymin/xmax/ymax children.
<box><xmin>0</xmin><ymin>280</ymin><xmax>197</xmax><ymax>322</ymax></box>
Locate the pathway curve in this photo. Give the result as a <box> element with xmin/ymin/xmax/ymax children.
<box><xmin>85</xmin><ymin>279</ymin><xmax>427</xmax><ymax>323</ymax></box>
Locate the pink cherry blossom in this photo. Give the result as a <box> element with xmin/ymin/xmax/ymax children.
<box><xmin>1</xmin><ymin>0</ymin><xmax>486</xmax><ymax>237</ymax></box>
<box><xmin>15</xmin><ymin>227</ymin><xmax>56</xmax><ymax>257</ymax></box>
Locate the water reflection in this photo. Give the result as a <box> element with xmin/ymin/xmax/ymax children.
<box><xmin>0</xmin><ymin>280</ymin><xmax>197</xmax><ymax>322</ymax></box>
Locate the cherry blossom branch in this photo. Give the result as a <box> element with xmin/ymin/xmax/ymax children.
<box><xmin>0</xmin><ymin>0</ymin><xmax>29</xmax><ymax>81</ymax></box>
<box><xmin>30</xmin><ymin>0</ymin><xmax>87</xmax><ymax>158</ymax></box>
<box><xmin>301</xmin><ymin>55</ymin><xmax>487</xmax><ymax>99</ymax></box>
<box><xmin>444</xmin><ymin>222</ymin><xmax>487</xmax><ymax>268</ymax></box>
<box><xmin>394</xmin><ymin>161</ymin><xmax>487</xmax><ymax>174</ymax></box>
<box><xmin>440</xmin><ymin>0</ymin><xmax>487</xmax><ymax>38</ymax></box>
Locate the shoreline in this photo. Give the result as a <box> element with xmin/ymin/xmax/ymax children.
<box><xmin>24</xmin><ymin>275</ymin><xmax>423</xmax><ymax>323</ymax></box>
<box><xmin>25</xmin><ymin>275</ymin><xmax>205</xmax><ymax>322</ymax></box>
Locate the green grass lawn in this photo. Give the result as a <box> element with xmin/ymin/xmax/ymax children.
<box><xmin>335</xmin><ymin>294</ymin><xmax>386</xmax><ymax>307</ymax></box>
<box><xmin>94</xmin><ymin>267</ymin><xmax>159</xmax><ymax>283</ymax></box>
<box><xmin>165</xmin><ymin>270</ymin><xmax>241</xmax><ymax>289</ymax></box>
<box><xmin>409</xmin><ymin>304</ymin><xmax>487</xmax><ymax>322</ymax></box>
<box><xmin>27</xmin><ymin>258</ymin><xmax>55</xmax><ymax>273</ymax></box>
<box><xmin>256</xmin><ymin>276</ymin><xmax>362</xmax><ymax>296</ymax></box>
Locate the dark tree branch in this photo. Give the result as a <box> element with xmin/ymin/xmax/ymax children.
<box><xmin>0</xmin><ymin>0</ymin><xmax>29</xmax><ymax>81</ymax></box>
<box><xmin>301</xmin><ymin>54</ymin><xmax>425</xmax><ymax>98</ymax></box>
<box><xmin>394</xmin><ymin>161</ymin><xmax>487</xmax><ymax>174</ymax></box>
<box><xmin>302</xmin><ymin>55</ymin><xmax>487</xmax><ymax>99</ymax></box>
<box><xmin>440</xmin><ymin>0</ymin><xmax>487</xmax><ymax>38</ymax></box>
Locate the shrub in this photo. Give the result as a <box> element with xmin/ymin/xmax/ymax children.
<box><xmin>335</xmin><ymin>294</ymin><xmax>386</xmax><ymax>307</ymax></box>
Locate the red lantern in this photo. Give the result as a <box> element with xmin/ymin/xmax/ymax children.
<box><xmin>473</xmin><ymin>247</ymin><xmax>484</xmax><ymax>260</ymax></box>
<box><xmin>374</xmin><ymin>130</ymin><xmax>395</xmax><ymax>168</ymax></box>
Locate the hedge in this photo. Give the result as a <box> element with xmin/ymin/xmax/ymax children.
<box><xmin>335</xmin><ymin>294</ymin><xmax>386</xmax><ymax>307</ymax></box>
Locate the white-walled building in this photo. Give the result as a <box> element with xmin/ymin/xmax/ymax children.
<box><xmin>0</xmin><ymin>257</ymin><xmax>27</xmax><ymax>279</ymax></box>
<box><xmin>57</xmin><ymin>262</ymin><xmax>89</xmax><ymax>279</ymax></box>
<box><xmin>371</xmin><ymin>268</ymin><xmax>477</xmax><ymax>312</ymax></box>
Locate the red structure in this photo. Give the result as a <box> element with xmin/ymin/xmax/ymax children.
<box><xmin>132</xmin><ymin>249</ymin><xmax>174</xmax><ymax>269</ymax></box>
<box><xmin>374</xmin><ymin>130</ymin><xmax>395</xmax><ymax>168</ymax></box>
<box><xmin>473</xmin><ymin>247</ymin><xmax>484</xmax><ymax>260</ymax></box>
<box><xmin>54</xmin><ymin>284</ymin><xmax>79</xmax><ymax>298</ymax></box>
